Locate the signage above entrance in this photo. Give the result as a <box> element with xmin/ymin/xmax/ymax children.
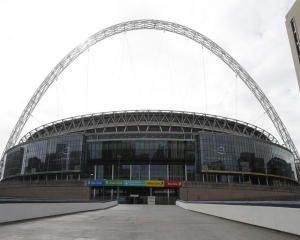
<box><xmin>145</xmin><ymin>180</ymin><xmax>164</xmax><ymax>187</ymax></box>
<box><xmin>87</xmin><ymin>179</ymin><xmax>182</xmax><ymax>188</ymax></box>
<box><xmin>105</xmin><ymin>180</ymin><xmax>124</xmax><ymax>186</ymax></box>
<box><xmin>164</xmin><ymin>181</ymin><xmax>182</xmax><ymax>188</ymax></box>
<box><xmin>87</xmin><ymin>180</ymin><xmax>105</xmax><ymax>186</ymax></box>
<box><xmin>124</xmin><ymin>180</ymin><xmax>145</xmax><ymax>187</ymax></box>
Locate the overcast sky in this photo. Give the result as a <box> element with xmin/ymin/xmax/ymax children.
<box><xmin>0</xmin><ymin>0</ymin><xmax>299</xmax><ymax>159</ymax></box>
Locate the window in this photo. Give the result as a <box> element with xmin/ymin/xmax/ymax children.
<box><xmin>291</xmin><ymin>18</ymin><xmax>300</xmax><ymax>61</ymax></box>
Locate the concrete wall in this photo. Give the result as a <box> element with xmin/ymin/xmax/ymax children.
<box><xmin>0</xmin><ymin>182</ymin><xmax>90</xmax><ymax>200</ymax></box>
<box><xmin>0</xmin><ymin>200</ymin><xmax>117</xmax><ymax>223</ymax></box>
<box><xmin>176</xmin><ymin>201</ymin><xmax>300</xmax><ymax>236</ymax></box>
<box><xmin>180</xmin><ymin>185</ymin><xmax>300</xmax><ymax>201</ymax></box>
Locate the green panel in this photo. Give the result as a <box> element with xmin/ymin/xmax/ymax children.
<box><xmin>105</xmin><ymin>180</ymin><xmax>124</xmax><ymax>186</ymax></box>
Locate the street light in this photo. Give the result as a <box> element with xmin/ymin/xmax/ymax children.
<box><xmin>90</xmin><ymin>173</ymin><xmax>95</xmax><ymax>200</ymax></box>
<box><xmin>149</xmin><ymin>155</ymin><xmax>152</xmax><ymax>180</ymax></box>
<box><xmin>117</xmin><ymin>154</ymin><xmax>121</xmax><ymax>180</ymax></box>
<box><xmin>184</xmin><ymin>180</ymin><xmax>189</xmax><ymax>202</ymax></box>
<box><xmin>117</xmin><ymin>155</ymin><xmax>121</xmax><ymax>203</ymax></box>
<box><xmin>103</xmin><ymin>179</ymin><xmax>106</xmax><ymax>201</ymax></box>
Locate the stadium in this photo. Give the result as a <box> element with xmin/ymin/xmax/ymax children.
<box><xmin>0</xmin><ymin>20</ymin><xmax>299</xmax><ymax>202</ymax></box>
<box><xmin>1</xmin><ymin>110</ymin><xmax>298</xmax><ymax>202</ymax></box>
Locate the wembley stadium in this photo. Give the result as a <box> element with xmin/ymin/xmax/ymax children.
<box><xmin>1</xmin><ymin>110</ymin><xmax>298</xmax><ymax>201</ymax></box>
<box><xmin>0</xmin><ymin>20</ymin><xmax>299</xmax><ymax>202</ymax></box>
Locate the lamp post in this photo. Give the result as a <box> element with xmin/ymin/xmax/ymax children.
<box><xmin>117</xmin><ymin>155</ymin><xmax>121</xmax><ymax>180</ymax></box>
<box><xmin>103</xmin><ymin>179</ymin><xmax>106</xmax><ymax>201</ymax></box>
<box><xmin>117</xmin><ymin>155</ymin><xmax>121</xmax><ymax>203</ymax></box>
<box><xmin>148</xmin><ymin>155</ymin><xmax>152</xmax><ymax>180</ymax></box>
<box><xmin>91</xmin><ymin>173</ymin><xmax>95</xmax><ymax>200</ymax></box>
<box><xmin>184</xmin><ymin>181</ymin><xmax>189</xmax><ymax>202</ymax></box>
<box><xmin>265</xmin><ymin>164</ymin><xmax>269</xmax><ymax>186</ymax></box>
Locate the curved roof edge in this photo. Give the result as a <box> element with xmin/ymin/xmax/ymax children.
<box><xmin>19</xmin><ymin>110</ymin><xmax>279</xmax><ymax>144</ymax></box>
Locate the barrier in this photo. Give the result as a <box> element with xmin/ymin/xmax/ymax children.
<box><xmin>0</xmin><ymin>199</ymin><xmax>117</xmax><ymax>223</ymax></box>
<box><xmin>176</xmin><ymin>200</ymin><xmax>300</xmax><ymax>236</ymax></box>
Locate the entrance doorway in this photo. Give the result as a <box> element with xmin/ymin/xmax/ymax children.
<box><xmin>91</xmin><ymin>186</ymin><xmax>179</xmax><ymax>204</ymax></box>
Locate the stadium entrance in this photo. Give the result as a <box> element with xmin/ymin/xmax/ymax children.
<box><xmin>89</xmin><ymin>180</ymin><xmax>182</xmax><ymax>204</ymax></box>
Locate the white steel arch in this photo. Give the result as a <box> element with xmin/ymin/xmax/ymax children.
<box><xmin>1</xmin><ymin>19</ymin><xmax>299</xmax><ymax>169</ymax></box>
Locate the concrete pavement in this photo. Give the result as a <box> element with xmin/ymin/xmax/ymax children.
<box><xmin>0</xmin><ymin>205</ymin><xmax>299</xmax><ymax>240</ymax></box>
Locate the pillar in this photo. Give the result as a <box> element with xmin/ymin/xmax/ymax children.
<box><xmin>130</xmin><ymin>164</ymin><xmax>132</xmax><ymax>180</ymax></box>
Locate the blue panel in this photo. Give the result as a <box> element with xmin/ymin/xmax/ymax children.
<box><xmin>87</xmin><ymin>180</ymin><xmax>105</xmax><ymax>186</ymax></box>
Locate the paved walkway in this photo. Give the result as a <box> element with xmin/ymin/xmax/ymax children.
<box><xmin>0</xmin><ymin>205</ymin><xmax>299</xmax><ymax>240</ymax></box>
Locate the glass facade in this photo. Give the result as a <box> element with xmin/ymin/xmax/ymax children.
<box><xmin>3</xmin><ymin>135</ymin><xmax>85</xmax><ymax>179</ymax></box>
<box><xmin>2</xmin><ymin>132</ymin><xmax>297</xmax><ymax>183</ymax></box>
<box><xmin>87</xmin><ymin>139</ymin><xmax>194</xmax><ymax>160</ymax></box>
<box><xmin>195</xmin><ymin>133</ymin><xmax>296</xmax><ymax>180</ymax></box>
<box><xmin>89</xmin><ymin>138</ymin><xmax>193</xmax><ymax>181</ymax></box>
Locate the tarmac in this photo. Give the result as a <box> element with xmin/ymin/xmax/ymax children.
<box><xmin>0</xmin><ymin>204</ymin><xmax>299</xmax><ymax>240</ymax></box>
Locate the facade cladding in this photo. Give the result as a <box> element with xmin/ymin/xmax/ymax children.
<box><xmin>1</xmin><ymin>111</ymin><xmax>298</xmax><ymax>185</ymax></box>
<box><xmin>286</xmin><ymin>0</ymin><xmax>300</xmax><ymax>90</ymax></box>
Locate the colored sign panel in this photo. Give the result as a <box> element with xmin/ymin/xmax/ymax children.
<box><xmin>87</xmin><ymin>179</ymin><xmax>182</xmax><ymax>188</ymax></box>
<box><xmin>87</xmin><ymin>180</ymin><xmax>105</xmax><ymax>186</ymax></box>
<box><xmin>105</xmin><ymin>180</ymin><xmax>124</xmax><ymax>186</ymax></box>
<box><xmin>164</xmin><ymin>180</ymin><xmax>182</xmax><ymax>188</ymax></box>
<box><xmin>123</xmin><ymin>180</ymin><xmax>145</xmax><ymax>187</ymax></box>
<box><xmin>145</xmin><ymin>180</ymin><xmax>164</xmax><ymax>187</ymax></box>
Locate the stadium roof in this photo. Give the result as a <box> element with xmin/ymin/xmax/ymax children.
<box><xmin>19</xmin><ymin>110</ymin><xmax>279</xmax><ymax>144</ymax></box>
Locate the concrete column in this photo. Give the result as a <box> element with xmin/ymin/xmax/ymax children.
<box><xmin>167</xmin><ymin>164</ymin><xmax>169</xmax><ymax>180</ymax></box>
<box><xmin>185</xmin><ymin>165</ymin><xmax>187</xmax><ymax>181</ymax></box>
<box><xmin>167</xmin><ymin>189</ymin><xmax>170</xmax><ymax>205</ymax></box>
<box><xmin>112</xmin><ymin>164</ymin><xmax>114</xmax><ymax>180</ymax></box>
<box><xmin>258</xmin><ymin>176</ymin><xmax>260</xmax><ymax>185</ymax></box>
<box><xmin>78</xmin><ymin>173</ymin><xmax>80</xmax><ymax>180</ymax></box>
<box><xmin>46</xmin><ymin>175</ymin><xmax>48</xmax><ymax>181</ymax></box>
<box><xmin>203</xmin><ymin>174</ymin><xmax>205</xmax><ymax>182</ymax></box>
<box><xmin>266</xmin><ymin>176</ymin><xmax>269</xmax><ymax>186</ymax></box>
<box><xmin>130</xmin><ymin>164</ymin><xmax>132</xmax><ymax>180</ymax></box>
<box><xmin>56</xmin><ymin>174</ymin><xmax>57</xmax><ymax>181</ymax></box>
<box><xmin>216</xmin><ymin>174</ymin><xmax>218</xmax><ymax>183</ymax></box>
<box><xmin>117</xmin><ymin>187</ymin><xmax>119</xmax><ymax>202</ymax></box>
<box><xmin>93</xmin><ymin>165</ymin><xmax>97</xmax><ymax>199</ymax></box>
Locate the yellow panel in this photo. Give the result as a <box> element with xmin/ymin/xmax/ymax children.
<box><xmin>145</xmin><ymin>180</ymin><xmax>164</xmax><ymax>187</ymax></box>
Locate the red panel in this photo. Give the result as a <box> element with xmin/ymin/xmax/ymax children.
<box><xmin>164</xmin><ymin>181</ymin><xmax>182</xmax><ymax>188</ymax></box>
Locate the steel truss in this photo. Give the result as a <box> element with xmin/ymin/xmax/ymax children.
<box><xmin>19</xmin><ymin>110</ymin><xmax>278</xmax><ymax>144</ymax></box>
<box><xmin>1</xmin><ymin>19</ymin><xmax>299</xmax><ymax>173</ymax></box>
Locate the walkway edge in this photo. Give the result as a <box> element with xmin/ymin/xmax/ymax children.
<box><xmin>176</xmin><ymin>200</ymin><xmax>300</xmax><ymax>236</ymax></box>
<box><xmin>0</xmin><ymin>200</ymin><xmax>118</xmax><ymax>224</ymax></box>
